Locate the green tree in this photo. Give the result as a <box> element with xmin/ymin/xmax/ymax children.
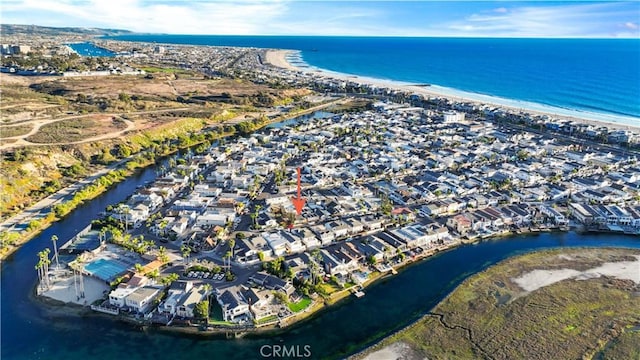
<box><xmin>194</xmin><ymin>300</ymin><xmax>209</xmax><ymax>319</ymax></box>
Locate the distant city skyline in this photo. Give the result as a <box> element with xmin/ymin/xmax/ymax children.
<box><xmin>2</xmin><ymin>1</ymin><xmax>639</xmax><ymax>38</ymax></box>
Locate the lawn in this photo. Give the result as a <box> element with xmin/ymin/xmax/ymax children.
<box><xmin>318</xmin><ymin>283</ymin><xmax>339</xmax><ymax>294</ymax></box>
<box><xmin>288</xmin><ymin>297</ymin><xmax>312</xmax><ymax>313</ymax></box>
<box><xmin>255</xmin><ymin>314</ymin><xmax>279</xmax><ymax>325</ymax></box>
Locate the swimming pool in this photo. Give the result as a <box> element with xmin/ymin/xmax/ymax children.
<box><xmin>84</xmin><ymin>258</ymin><xmax>128</xmax><ymax>282</ymax></box>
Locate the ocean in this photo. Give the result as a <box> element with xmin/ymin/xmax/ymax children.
<box><xmin>104</xmin><ymin>35</ymin><xmax>640</xmax><ymax>124</ymax></box>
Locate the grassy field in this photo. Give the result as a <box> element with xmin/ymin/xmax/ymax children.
<box><xmin>358</xmin><ymin>248</ymin><xmax>640</xmax><ymax>360</ymax></box>
<box><xmin>26</xmin><ymin>116</ymin><xmax>128</xmax><ymax>143</ymax></box>
<box><xmin>0</xmin><ymin>124</ymin><xmax>33</xmax><ymax>138</ymax></box>
<box><xmin>288</xmin><ymin>297</ymin><xmax>312</xmax><ymax>313</ymax></box>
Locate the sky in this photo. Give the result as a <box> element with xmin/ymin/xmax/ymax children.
<box><xmin>1</xmin><ymin>1</ymin><xmax>639</xmax><ymax>38</ymax></box>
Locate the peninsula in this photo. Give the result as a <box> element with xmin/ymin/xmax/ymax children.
<box><xmin>1</xmin><ymin>27</ymin><xmax>639</xmax><ymax>342</ymax></box>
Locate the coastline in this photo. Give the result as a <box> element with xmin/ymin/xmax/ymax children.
<box><xmin>351</xmin><ymin>247</ymin><xmax>640</xmax><ymax>360</ymax></box>
<box><xmin>265</xmin><ymin>49</ymin><xmax>640</xmax><ymax>132</ymax></box>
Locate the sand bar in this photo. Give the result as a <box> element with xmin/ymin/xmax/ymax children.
<box><xmin>513</xmin><ymin>255</ymin><xmax>640</xmax><ymax>292</ymax></box>
<box><xmin>265</xmin><ymin>49</ymin><xmax>640</xmax><ymax>132</ymax></box>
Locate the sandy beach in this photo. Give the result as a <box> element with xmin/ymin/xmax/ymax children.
<box><xmin>265</xmin><ymin>50</ymin><xmax>640</xmax><ymax>132</ymax></box>
<box><xmin>513</xmin><ymin>255</ymin><xmax>640</xmax><ymax>292</ymax></box>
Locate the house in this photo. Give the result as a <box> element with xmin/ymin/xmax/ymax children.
<box><xmin>293</xmin><ymin>227</ymin><xmax>320</xmax><ymax>249</ymax></box>
<box><xmin>569</xmin><ymin>203</ymin><xmax>596</xmax><ymax>225</ymax></box>
<box><xmin>176</xmin><ymin>284</ymin><xmax>208</xmax><ymax>318</ymax></box>
<box><xmin>161</xmin><ymin>281</ymin><xmax>193</xmax><ymax>314</ymax></box>
<box><xmin>216</xmin><ymin>287</ymin><xmax>250</xmax><ymax>323</ymax></box>
<box><xmin>249</xmin><ymin>272</ymin><xmax>295</xmax><ymax>296</ymax></box>
<box><xmin>539</xmin><ymin>206</ymin><xmax>567</xmax><ymax>225</ymax></box>
<box><xmin>281</xmin><ymin>231</ymin><xmax>305</xmax><ymax>254</ymax></box>
<box><xmin>390</xmin><ymin>224</ymin><xmax>432</xmax><ymax>248</ymax></box>
<box><xmin>262</xmin><ymin>231</ymin><xmax>288</xmax><ymax>256</ymax></box>
<box><xmin>361</xmin><ymin>215</ymin><xmax>384</xmax><ymax>231</ymax></box>
<box><xmin>446</xmin><ymin>214</ymin><xmax>472</xmax><ymax>235</ymax></box>
<box><xmin>125</xmin><ymin>286</ymin><xmax>162</xmax><ymax>313</ymax></box>
<box><xmin>196</xmin><ymin>211</ymin><xmax>235</xmax><ymax>227</ymax></box>
<box><xmin>326</xmin><ymin>220</ymin><xmax>349</xmax><ymax>238</ymax></box>
<box><xmin>109</xmin><ymin>286</ymin><xmax>136</xmax><ymax>308</ymax></box>
<box><xmin>343</xmin><ymin>217</ymin><xmax>364</xmax><ymax>234</ymax></box>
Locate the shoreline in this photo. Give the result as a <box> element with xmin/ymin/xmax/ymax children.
<box><xmin>350</xmin><ymin>246</ymin><xmax>640</xmax><ymax>360</ymax></box>
<box><xmin>265</xmin><ymin>49</ymin><xmax>640</xmax><ymax>132</ymax></box>
<box><xmin>34</xmin><ymin>231</ymin><xmax>640</xmax><ymax>339</ymax></box>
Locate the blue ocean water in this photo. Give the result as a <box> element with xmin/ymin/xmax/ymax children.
<box><xmin>68</xmin><ymin>42</ymin><xmax>116</xmax><ymax>57</ymax></box>
<box><xmin>105</xmin><ymin>35</ymin><xmax>640</xmax><ymax>121</ymax></box>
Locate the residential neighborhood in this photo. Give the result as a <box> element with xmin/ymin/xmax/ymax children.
<box><xmin>37</xmin><ymin>96</ymin><xmax>640</xmax><ymax>332</ymax></box>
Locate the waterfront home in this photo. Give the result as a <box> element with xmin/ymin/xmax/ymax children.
<box><xmin>161</xmin><ymin>281</ymin><xmax>193</xmax><ymax>314</ymax></box>
<box><xmin>539</xmin><ymin>206</ymin><xmax>567</xmax><ymax>225</ymax></box>
<box><xmin>109</xmin><ymin>287</ymin><xmax>137</xmax><ymax>308</ymax></box>
<box><xmin>216</xmin><ymin>287</ymin><xmax>250</xmax><ymax>323</ymax></box>
<box><xmin>354</xmin><ymin>237</ymin><xmax>384</xmax><ymax>263</ymax></box>
<box><xmin>570</xmin><ymin>203</ymin><xmax>597</xmax><ymax>225</ymax></box>
<box><xmin>390</xmin><ymin>224</ymin><xmax>432</xmax><ymax>248</ymax></box>
<box><xmin>249</xmin><ymin>272</ymin><xmax>295</xmax><ymax>296</ymax></box>
<box><xmin>176</xmin><ymin>284</ymin><xmax>208</xmax><ymax>318</ymax></box>
<box><xmin>125</xmin><ymin>286</ymin><xmax>162</xmax><ymax>314</ymax></box>
<box><xmin>447</xmin><ymin>214</ymin><xmax>472</xmax><ymax>235</ymax></box>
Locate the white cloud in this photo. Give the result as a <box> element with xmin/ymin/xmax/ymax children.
<box><xmin>443</xmin><ymin>2</ymin><xmax>640</xmax><ymax>38</ymax></box>
<box><xmin>493</xmin><ymin>7</ymin><xmax>508</xmax><ymax>14</ymax></box>
<box><xmin>624</xmin><ymin>22</ymin><xmax>639</xmax><ymax>30</ymax></box>
<box><xmin>2</xmin><ymin>0</ymin><xmax>290</xmax><ymax>34</ymax></box>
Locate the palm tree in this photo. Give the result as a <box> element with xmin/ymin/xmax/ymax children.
<box><xmin>249</xmin><ymin>212</ymin><xmax>258</xmax><ymax>228</ymax></box>
<box><xmin>228</xmin><ymin>239</ymin><xmax>235</xmax><ymax>260</ymax></box>
<box><xmin>99</xmin><ymin>228</ymin><xmax>107</xmax><ymax>245</ymax></box>
<box><xmin>37</xmin><ymin>249</ymin><xmax>51</xmax><ymax>290</ymax></box>
<box><xmin>224</xmin><ymin>251</ymin><xmax>232</xmax><ymax>271</ymax></box>
<box><xmin>181</xmin><ymin>244</ymin><xmax>191</xmax><ymax>266</ymax></box>
<box><xmin>51</xmin><ymin>235</ymin><xmax>60</xmax><ymax>270</ymax></box>
<box><xmin>158</xmin><ymin>246</ymin><xmax>169</xmax><ymax>263</ymax></box>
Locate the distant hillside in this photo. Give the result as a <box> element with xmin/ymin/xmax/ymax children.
<box><xmin>0</xmin><ymin>24</ymin><xmax>134</xmax><ymax>36</ymax></box>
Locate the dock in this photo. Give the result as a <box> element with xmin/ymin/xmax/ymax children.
<box><xmin>354</xmin><ymin>290</ymin><xmax>365</xmax><ymax>298</ymax></box>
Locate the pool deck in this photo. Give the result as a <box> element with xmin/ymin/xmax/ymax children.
<box><xmin>40</xmin><ymin>269</ymin><xmax>109</xmax><ymax>305</ymax></box>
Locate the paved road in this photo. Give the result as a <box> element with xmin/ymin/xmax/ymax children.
<box><xmin>0</xmin><ymin>157</ymin><xmax>131</xmax><ymax>233</ymax></box>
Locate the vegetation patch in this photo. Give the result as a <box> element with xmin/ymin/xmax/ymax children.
<box><xmin>358</xmin><ymin>248</ymin><xmax>640</xmax><ymax>360</ymax></box>
<box><xmin>288</xmin><ymin>297</ymin><xmax>312</xmax><ymax>313</ymax></box>
<box><xmin>0</xmin><ymin>124</ymin><xmax>33</xmax><ymax>138</ymax></box>
<box><xmin>26</xmin><ymin>116</ymin><xmax>127</xmax><ymax>143</ymax></box>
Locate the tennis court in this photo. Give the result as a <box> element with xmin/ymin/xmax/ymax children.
<box><xmin>84</xmin><ymin>258</ymin><xmax>128</xmax><ymax>282</ymax></box>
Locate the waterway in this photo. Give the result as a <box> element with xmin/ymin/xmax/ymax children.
<box><xmin>67</xmin><ymin>42</ymin><xmax>117</xmax><ymax>57</ymax></box>
<box><xmin>2</xmin><ymin>117</ymin><xmax>639</xmax><ymax>360</ymax></box>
